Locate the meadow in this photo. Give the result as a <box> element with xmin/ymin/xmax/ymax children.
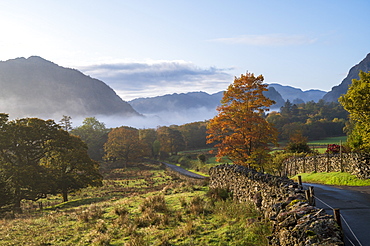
<box><xmin>0</xmin><ymin>160</ymin><xmax>271</xmax><ymax>246</ymax></box>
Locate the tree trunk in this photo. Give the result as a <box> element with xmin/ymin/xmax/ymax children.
<box><xmin>13</xmin><ymin>188</ymin><xmax>22</xmax><ymax>213</ymax></box>
<box><xmin>62</xmin><ymin>187</ymin><xmax>68</xmax><ymax>202</ymax></box>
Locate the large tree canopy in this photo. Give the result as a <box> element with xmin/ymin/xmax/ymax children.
<box><xmin>339</xmin><ymin>70</ymin><xmax>370</xmax><ymax>151</ymax></box>
<box><xmin>0</xmin><ymin>115</ymin><xmax>102</xmax><ymax>212</ymax></box>
<box><xmin>207</xmin><ymin>73</ymin><xmax>278</xmax><ymax>168</ymax></box>
<box><xmin>41</xmin><ymin>131</ymin><xmax>102</xmax><ymax>202</ymax></box>
<box><xmin>0</xmin><ymin>116</ymin><xmax>61</xmax><ymax>211</ymax></box>
<box><xmin>104</xmin><ymin>126</ymin><xmax>146</xmax><ymax>167</ymax></box>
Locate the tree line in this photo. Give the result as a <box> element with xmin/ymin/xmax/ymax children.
<box><xmin>71</xmin><ymin>118</ymin><xmax>210</xmax><ymax>164</ymax></box>
<box><xmin>266</xmin><ymin>99</ymin><xmax>348</xmax><ymax>141</ymax></box>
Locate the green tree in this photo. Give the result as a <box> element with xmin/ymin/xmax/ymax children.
<box><xmin>339</xmin><ymin>70</ymin><xmax>370</xmax><ymax>151</ymax></box>
<box><xmin>157</xmin><ymin>126</ymin><xmax>185</xmax><ymax>156</ymax></box>
<box><xmin>41</xmin><ymin>130</ymin><xmax>102</xmax><ymax>202</ymax></box>
<box><xmin>285</xmin><ymin>132</ymin><xmax>312</xmax><ymax>153</ymax></box>
<box><xmin>104</xmin><ymin>126</ymin><xmax>145</xmax><ymax>167</ymax></box>
<box><xmin>207</xmin><ymin>73</ymin><xmax>278</xmax><ymax>168</ymax></box>
<box><xmin>178</xmin><ymin>121</ymin><xmax>208</xmax><ymax>150</ymax></box>
<box><xmin>59</xmin><ymin>115</ymin><xmax>73</xmax><ymax>132</ymax></box>
<box><xmin>71</xmin><ymin>117</ymin><xmax>110</xmax><ymax>161</ymax></box>
<box><xmin>0</xmin><ymin>117</ymin><xmax>61</xmax><ymax>212</ymax></box>
<box><xmin>139</xmin><ymin>128</ymin><xmax>158</xmax><ymax>158</ymax></box>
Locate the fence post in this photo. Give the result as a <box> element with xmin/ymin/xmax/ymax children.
<box><xmin>305</xmin><ymin>190</ymin><xmax>311</xmax><ymax>204</ymax></box>
<box><xmin>298</xmin><ymin>175</ymin><xmax>302</xmax><ymax>187</ymax></box>
<box><xmin>333</xmin><ymin>208</ymin><xmax>342</xmax><ymax>230</ymax></box>
<box><xmin>309</xmin><ymin>186</ymin><xmax>315</xmax><ymax>206</ymax></box>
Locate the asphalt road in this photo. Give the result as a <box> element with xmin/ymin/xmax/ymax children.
<box><xmin>303</xmin><ymin>183</ymin><xmax>370</xmax><ymax>246</ymax></box>
<box><xmin>162</xmin><ymin>162</ymin><xmax>206</xmax><ymax>179</ymax></box>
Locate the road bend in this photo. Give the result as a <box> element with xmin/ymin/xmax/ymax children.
<box><xmin>303</xmin><ymin>183</ymin><xmax>370</xmax><ymax>246</ymax></box>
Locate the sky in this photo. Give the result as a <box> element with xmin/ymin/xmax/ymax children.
<box><xmin>1</xmin><ymin>0</ymin><xmax>370</xmax><ymax>101</ymax></box>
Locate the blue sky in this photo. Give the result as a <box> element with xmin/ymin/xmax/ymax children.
<box><xmin>1</xmin><ymin>0</ymin><xmax>370</xmax><ymax>101</ymax></box>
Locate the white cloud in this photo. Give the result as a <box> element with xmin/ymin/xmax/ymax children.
<box><xmin>78</xmin><ymin>60</ymin><xmax>233</xmax><ymax>101</ymax></box>
<box><xmin>210</xmin><ymin>34</ymin><xmax>317</xmax><ymax>46</ymax></box>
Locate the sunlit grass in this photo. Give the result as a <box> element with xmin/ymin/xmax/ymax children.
<box><xmin>0</xmin><ymin>161</ymin><xmax>271</xmax><ymax>245</ymax></box>
<box><xmin>292</xmin><ymin>172</ymin><xmax>370</xmax><ymax>186</ymax></box>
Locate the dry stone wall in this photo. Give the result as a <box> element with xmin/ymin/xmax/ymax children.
<box><xmin>209</xmin><ymin>164</ymin><xmax>343</xmax><ymax>246</ymax></box>
<box><xmin>283</xmin><ymin>153</ymin><xmax>370</xmax><ymax>179</ymax></box>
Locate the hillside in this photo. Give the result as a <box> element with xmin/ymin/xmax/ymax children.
<box><xmin>323</xmin><ymin>53</ymin><xmax>370</xmax><ymax>102</ymax></box>
<box><xmin>129</xmin><ymin>91</ymin><xmax>222</xmax><ymax>114</ymax></box>
<box><xmin>129</xmin><ymin>84</ymin><xmax>322</xmax><ymax>115</ymax></box>
<box><xmin>268</xmin><ymin>83</ymin><xmax>326</xmax><ymax>103</ymax></box>
<box><xmin>0</xmin><ymin>56</ymin><xmax>140</xmax><ymax>119</ymax></box>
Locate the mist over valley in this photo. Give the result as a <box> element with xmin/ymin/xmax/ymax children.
<box><xmin>0</xmin><ymin>54</ymin><xmax>368</xmax><ymax>129</ymax></box>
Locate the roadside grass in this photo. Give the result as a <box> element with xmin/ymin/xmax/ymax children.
<box><xmin>0</xmin><ymin>160</ymin><xmax>271</xmax><ymax>245</ymax></box>
<box><xmin>291</xmin><ymin>172</ymin><xmax>370</xmax><ymax>186</ymax></box>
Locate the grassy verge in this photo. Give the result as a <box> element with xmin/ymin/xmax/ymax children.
<box><xmin>291</xmin><ymin>172</ymin><xmax>370</xmax><ymax>186</ymax></box>
<box><xmin>0</xmin><ymin>161</ymin><xmax>271</xmax><ymax>245</ymax></box>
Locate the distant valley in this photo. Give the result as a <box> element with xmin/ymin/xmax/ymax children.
<box><xmin>0</xmin><ymin>53</ymin><xmax>369</xmax><ymax>127</ymax></box>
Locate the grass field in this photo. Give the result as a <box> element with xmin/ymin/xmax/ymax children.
<box><xmin>0</xmin><ymin>161</ymin><xmax>271</xmax><ymax>245</ymax></box>
<box><xmin>307</xmin><ymin>136</ymin><xmax>347</xmax><ymax>146</ymax></box>
<box><xmin>291</xmin><ymin>172</ymin><xmax>370</xmax><ymax>186</ymax></box>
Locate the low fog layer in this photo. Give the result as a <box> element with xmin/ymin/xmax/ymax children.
<box><xmin>73</xmin><ymin>107</ymin><xmax>218</xmax><ymax>129</ymax></box>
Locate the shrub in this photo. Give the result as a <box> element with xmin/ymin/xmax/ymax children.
<box><xmin>114</xmin><ymin>206</ymin><xmax>129</xmax><ymax>217</ymax></box>
<box><xmin>139</xmin><ymin>195</ymin><xmax>168</xmax><ymax>213</ymax></box>
<box><xmin>76</xmin><ymin>204</ymin><xmax>103</xmax><ymax>222</ymax></box>
<box><xmin>207</xmin><ymin>187</ymin><xmax>232</xmax><ymax>201</ymax></box>
<box><xmin>126</xmin><ymin>232</ymin><xmax>148</xmax><ymax>246</ymax></box>
<box><xmin>188</xmin><ymin>195</ymin><xmax>211</xmax><ymax>215</ymax></box>
<box><xmin>91</xmin><ymin>233</ymin><xmax>111</xmax><ymax>246</ymax></box>
<box><xmin>95</xmin><ymin>219</ymin><xmax>108</xmax><ymax>233</ymax></box>
<box><xmin>197</xmin><ymin>154</ymin><xmax>206</xmax><ymax>164</ymax></box>
<box><xmin>326</xmin><ymin>144</ymin><xmax>348</xmax><ymax>153</ymax></box>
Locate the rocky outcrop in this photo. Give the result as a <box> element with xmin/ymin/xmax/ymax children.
<box><xmin>209</xmin><ymin>164</ymin><xmax>343</xmax><ymax>245</ymax></box>
<box><xmin>323</xmin><ymin>53</ymin><xmax>370</xmax><ymax>102</ymax></box>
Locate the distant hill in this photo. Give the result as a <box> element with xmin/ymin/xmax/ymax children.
<box><xmin>323</xmin><ymin>53</ymin><xmax>370</xmax><ymax>102</ymax></box>
<box><xmin>129</xmin><ymin>91</ymin><xmax>221</xmax><ymax>113</ymax></box>
<box><xmin>0</xmin><ymin>56</ymin><xmax>140</xmax><ymax>119</ymax></box>
<box><xmin>268</xmin><ymin>83</ymin><xmax>326</xmax><ymax>103</ymax></box>
<box><xmin>129</xmin><ymin>87</ymin><xmax>286</xmax><ymax>114</ymax></box>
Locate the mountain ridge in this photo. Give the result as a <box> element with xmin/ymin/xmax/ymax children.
<box><xmin>323</xmin><ymin>53</ymin><xmax>370</xmax><ymax>102</ymax></box>
<box><xmin>129</xmin><ymin>84</ymin><xmax>326</xmax><ymax>114</ymax></box>
<box><xmin>0</xmin><ymin>56</ymin><xmax>140</xmax><ymax>120</ymax></box>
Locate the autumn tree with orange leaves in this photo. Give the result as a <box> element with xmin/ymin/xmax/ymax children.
<box><xmin>207</xmin><ymin>73</ymin><xmax>278</xmax><ymax>169</ymax></box>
